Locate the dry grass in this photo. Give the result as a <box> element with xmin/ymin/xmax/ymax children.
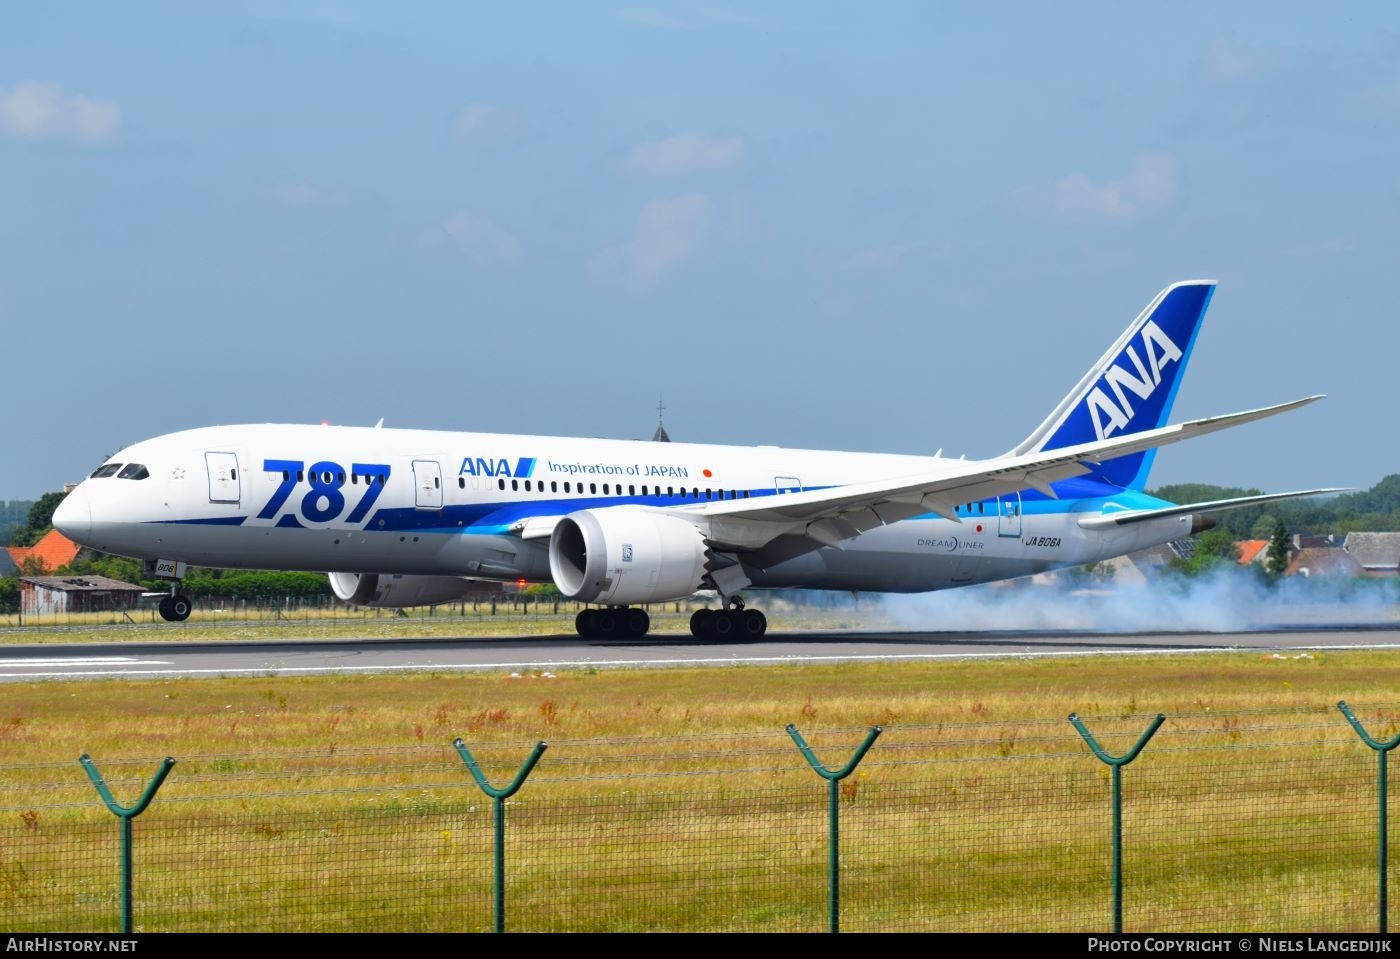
<box><xmin>3</xmin><ymin>645</ymin><xmax>1400</xmax><ymax>931</ymax></box>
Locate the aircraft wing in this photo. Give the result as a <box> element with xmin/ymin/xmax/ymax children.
<box><xmin>673</xmin><ymin>395</ymin><xmax>1325</xmax><ymax>552</ymax></box>
<box><xmin>1074</xmin><ymin>488</ymin><xmax>1347</xmax><ymax>530</ymax></box>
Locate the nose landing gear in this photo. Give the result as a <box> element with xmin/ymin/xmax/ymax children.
<box><xmin>689</xmin><ymin>597</ymin><xmax>767</xmax><ymax>640</ymax></box>
<box><xmin>144</xmin><ymin>559</ymin><xmax>194</xmax><ymax>622</ymax></box>
<box><xmin>158</xmin><ymin>591</ymin><xmax>193</xmax><ymax>622</ymax></box>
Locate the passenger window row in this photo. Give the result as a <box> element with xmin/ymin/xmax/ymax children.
<box><xmin>274</xmin><ymin>470</ymin><xmax>386</xmax><ymax>485</ymax></box>
<box><xmin>456</xmin><ymin>476</ymin><xmax>754</xmax><ymax>501</ymax></box>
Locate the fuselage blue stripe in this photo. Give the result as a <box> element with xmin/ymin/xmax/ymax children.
<box><xmin>158</xmin><ymin>517</ymin><xmax>248</xmax><ymax>526</ymax></box>
<box><xmin>146</xmin><ymin>478</ymin><xmax>1173</xmax><ymax>534</ymax></box>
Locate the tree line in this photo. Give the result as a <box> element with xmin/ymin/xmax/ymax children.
<box><xmin>1148</xmin><ymin>474</ymin><xmax>1400</xmax><ymax>539</ymax></box>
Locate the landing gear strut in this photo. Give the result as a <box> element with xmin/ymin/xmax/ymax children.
<box><xmin>575</xmin><ymin>606</ymin><xmax>650</xmax><ymax>639</ymax></box>
<box><xmin>689</xmin><ymin>596</ymin><xmax>767</xmax><ymax>640</ymax></box>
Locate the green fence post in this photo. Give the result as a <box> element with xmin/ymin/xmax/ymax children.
<box><xmin>1337</xmin><ymin>700</ymin><xmax>1400</xmax><ymax>934</ymax></box>
<box><xmin>453</xmin><ymin>738</ymin><xmax>547</xmax><ymax>933</ymax></box>
<box><xmin>787</xmin><ymin>723</ymin><xmax>882</xmax><ymax>934</ymax></box>
<box><xmin>1068</xmin><ymin>712</ymin><xmax>1164</xmax><ymax>934</ymax></box>
<box><xmin>79</xmin><ymin>754</ymin><xmax>176</xmax><ymax>934</ymax></box>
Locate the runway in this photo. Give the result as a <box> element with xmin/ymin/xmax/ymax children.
<box><xmin>1</xmin><ymin>623</ymin><xmax>1398</xmax><ymax>682</ymax></box>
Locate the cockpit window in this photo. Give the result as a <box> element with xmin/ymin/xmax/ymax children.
<box><xmin>117</xmin><ymin>463</ymin><xmax>150</xmax><ymax>480</ymax></box>
<box><xmin>90</xmin><ymin>464</ymin><xmax>122</xmax><ymax>478</ymax></box>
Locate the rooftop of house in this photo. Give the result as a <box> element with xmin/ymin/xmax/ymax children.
<box><xmin>1343</xmin><ymin>532</ymin><xmax>1400</xmax><ymax>570</ymax></box>
<box><xmin>5</xmin><ymin>529</ymin><xmax>80</xmax><ymax>574</ymax></box>
<box><xmin>1284</xmin><ymin>547</ymin><xmax>1363</xmax><ymax>578</ymax></box>
<box><xmin>1237</xmin><ymin>540</ymin><xmax>1269</xmax><ymax>564</ymax></box>
<box><xmin>21</xmin><ymin>574</ymin><xmax>145</xmax><ymax>593</ymax></box>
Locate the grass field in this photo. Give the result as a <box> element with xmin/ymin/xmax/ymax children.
<box><xmin>4</xmin><ymin>622</ymin><xmax>1400</xmax><ymax>931</ymax></box>
<box><xmin>6</xmin><ymin>642</ymin><xmax>1399</xmax><ymax>757</ymax></box>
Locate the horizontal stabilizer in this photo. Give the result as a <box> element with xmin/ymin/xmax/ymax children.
<box><xmin>1075</xmin><ymin>488</ymin><xmax>1348</xmax><ymax>530</ymax></box>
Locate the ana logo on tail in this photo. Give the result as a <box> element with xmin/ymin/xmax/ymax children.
<box><xmin>1085</xmin><ymin>319</ymin><xmax>1184</xmax><ymax>440</ymax></box>
<box><xmin>1020</xmin><ymin>280</ymin><xmax>1213</xmax><ymax>491</ymax></box>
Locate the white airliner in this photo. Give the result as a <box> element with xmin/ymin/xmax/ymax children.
<box><xmin>53</xmin><ymin>280</ymin><xmax>1338</xmax><ymax>639</ymax></box>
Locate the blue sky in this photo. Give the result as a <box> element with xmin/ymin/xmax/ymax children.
<box><xmin>3</xmin><ymin>3</ymin><xmax>1396</xmax><ymax>502</ymax></box>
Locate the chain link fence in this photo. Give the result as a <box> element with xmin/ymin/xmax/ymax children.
<box><xmin>0</xmin><ymin>594</ymin><xmax>594</xmax><ymax>631</ymax></box>
<box><xmin>2</xmin><ymin>704</ymin><xmax>1394</xmax><ymax>932</ymax></box>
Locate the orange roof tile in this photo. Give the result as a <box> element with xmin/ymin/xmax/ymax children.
<box><xmin>1237</xmin><ymin>540</ymin><xmax>1269</xmax><ymax>564</ymax></box>
<box><xmin>11</xmin><ymin>530</ymin><xmax>81</xmax><ymax>574</ymax></box>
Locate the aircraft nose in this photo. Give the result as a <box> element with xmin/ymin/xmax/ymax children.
<box><xmin>52</xmin><ymin>489</ymin><xmax>91</xmax><ymax>544</ymax></box>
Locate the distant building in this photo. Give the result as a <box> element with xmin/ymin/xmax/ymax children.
<box><xmin>1292</xmin><ymin>533</ymin><xmax>1344</xmax><ymax>550</ymax></box>
<box><xmin>1101</xmin><ymin>554</ymin><xmax>1149</xmax><ymax>586</ymax></box>
<box><xmin>1284</xmin><ymin>547</ymin><xmax>1361</xmax><ymax>579</ymax></box>
<box><xmin>1085</xmin><ymin>542</ymin><xmax>1190</xmax><ymax>586</ymax></box>
<box><xmin>20</xmin><ymin>575</ymin><xmax>145</xmax><ymax>616</ymax></box>
<box><xmin>1343</xmin><ymin>532</ymin><xmax>1400</xmax><ymax>577</ymax></box>
<box><xmin>5</xmin><ymin>529</ymin><xmax>80</xmax><ymax>574</ymax></box>
<box><xmin>1131</xmin><ymin>540</ymin><xmax>1198</xmax><ymax>577</ymax></box>
<box><xmin>1027</xmin><ymin>529</ymin><xmax>1399</xmax><ymax>589</ymax></box>
<box><xmin>1236</xmin><ymin>540</ymin><xmax>1270</xmax><ymax>565</ymax></box>
<box><xmin>652</xmin><ymin>397</ymin><xmax>671</xmax><ymax>442</ymax></box>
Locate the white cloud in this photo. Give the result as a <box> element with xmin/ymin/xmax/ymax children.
<box><xmin>275</xmin><ymin>184</ymin><xmax>343</xmax><ymax>208</ymax></box>
<box><xmin>0</xmin><ymin>81</ymin><xmax>121</xmax><ymax>144</ymax></box>
<box><xmin>594</xmin><ymin>194</ymin><xmax>713</xmax><ymax>290</ymax></box>
<box><xmin>453</xmin><ymin>102</ymin><xmax>518</xmax><ymax>143</ymax></box>
<box><xmin>1019</xmin><ymin>154</ymin><xmax>1179</xmax><ymax>223</ymax></box>
<box><xmin>846</xmin><ymin>242</ymin><xmax>920</xmax><ymax>272</ymax></box>
<box><xmin>619</xmin><ymin>7</ymin><xmax>691</xmax><ymax>29</ymax></box>
<box><xmin>1204</xmin><ymin>42</ymin><xmax>1279</xmax><ymax>83</ymax></box>
<box><xmin>619</xmin><ymin>6</ymin><xmax>753</xmax><ymax>28</ymax></box>
<box><xmin>624</xmin><ymin>133</ymin><xmax>746</xmax><ymax>177</ymax></box>
<box><xmin>1374</xmin><ymin>78</ymin><xmax>1400</xmax><ymax>111</ymax></box>
<box><xmin>438</xmin><ymin>211</ymin><xmax>523</xmax><ymax>267</ymax></box>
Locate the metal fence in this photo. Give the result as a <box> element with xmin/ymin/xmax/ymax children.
<box><xmin>0</xmin><ymin>594</ymin><xmax>585</xmax><ymax>630</ymax></box>
<box><xmin>2</xmin><ymin>704</ymin><xmax>1396</xmax><ymax>933</ymax></box>
<box><xmin>0</xmin><ymin>595</ymin><xmax>739</xmax><ymax>632</ymax></box>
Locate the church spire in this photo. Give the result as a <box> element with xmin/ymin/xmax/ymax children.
<box><xmin>652</xmin><ymin>395</ymin><xmax>671</xmax><ymax>442</ymax></box>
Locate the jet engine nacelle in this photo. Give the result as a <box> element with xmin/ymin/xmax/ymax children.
<box><xmin>548</xmin><ymin>507</ymin><xmax>708</xmax><ymax>605</ymax></box>
<box><xmin>328</xmin><ymin>572</ymin><xmax>480</xmax><ymax>609</ymax></box>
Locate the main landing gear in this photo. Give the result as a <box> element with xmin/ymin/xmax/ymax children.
<box><xmin>689</xmin><ymin>597</ymin><xmax>767</xmax><ymax>640</ymax></box>
<box><xmin>575</xmin><ymin>606</ymin><xmax>650</xmax><ymax>639</ymax></box>
<box><xmin>572</xmin><ymin>598</ymin><xmax>771</xmax><ymax>641</ymax></box>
